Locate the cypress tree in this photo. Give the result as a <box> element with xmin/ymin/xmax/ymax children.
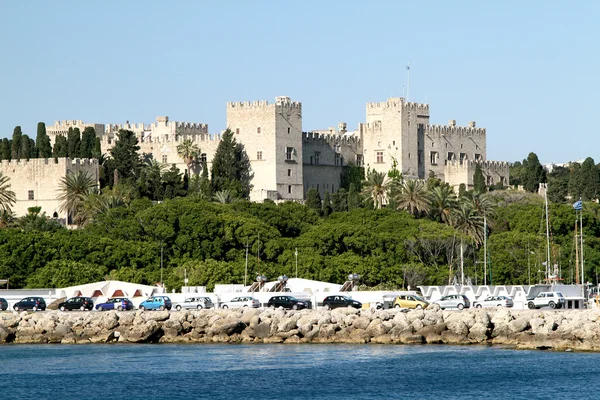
<box><xmin>53</xmin><ymin>136</ymin><xmax>68</xmax><ymax>158</ymax></box>
<box><xmin>473</xmin><ymin>164</ymin><xmax>486</xmax><ymax>193</ymax></box>
<box><xmin>109</xmin><ymin>129</ymin><xmax>141</xmax><ymax>182</ymax></box>
<box><xmin>199</xmin><ymin>160</ymin><xmax>212</xmax><ymax>199</ymax></box>
<box><xmin>20</xmin><ymin>134</ymin><xmax>32</xmax><ymax>160</ymax></box>
<box><xmin>92</xmin><ymin>137</ymin><xmax>102</xmax><ymax>158</ymax></box>
<box><xmin>331</xmin><ymin>188</ymin><xmax>348</xmax><ymax>212</ymax></box>
<box><xmin>306</xmin><ymin>188</ymin><xmax>322</xmax><ymax>216</ymax></box>
<box><xmin>11</xmin><ymin>126</ymin><xmax>22</xmax><ymax>160</ymax></box>
<box><xmin>67</xmin><ymin>127</ymin><xmax>81</xmax><ymax>158</ymax></box>
<box><xmin>36</xmin><ymin>122</ymin><xmax>52</xmax><ymax>158</ymax></box>
<box><xmin>322</xmin><ymin>191</ymin><xmax>333</xmax><ymax>217</ymax></box>
<box><xmin>523</xmin><ymin>152</ymin><xmax>546</xmax><ymax>193</ymax></box>
<box><xmin>80</xmin><ymin>127</ymin><xmax>96</xmax><ymax>158</ymax></box>
<box><xmin>1</xmin><ymin>139</ymin><xmax>11</xmax><ymax>161</ymax></box>
<box><xmin>580</xmin><ymin>157</ymin><xmax>599</xmax><ymax>201</ymax></box>
<box><xmin>347</xmin><ymin>183</ymin><xmax>360</xmax><ymax>210</ymax></box>
<box><xmin>210</xmin><ymin>129</ymin><xmax>253</xmax><ymax>199</ymax></box>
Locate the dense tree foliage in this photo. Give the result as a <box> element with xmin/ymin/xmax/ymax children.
<box><xmin>210</xmin><ymin>129</ymin><xmax>253</xmax><ymax>199</ymax></box>
<box><xmin>36</xmin><ymin>122</ymin><xmax>52</xmax><ymax>158</ymax></box>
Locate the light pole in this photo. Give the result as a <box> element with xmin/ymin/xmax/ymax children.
<box><xmin>160</xmin><ymin>242</ymin><xmax>164</xmax><ymax>292</ymax></box>
<box><xmin>295</xmin><ymin>248</ymin><xmax>298</xmax><ymax>278</ymax></box>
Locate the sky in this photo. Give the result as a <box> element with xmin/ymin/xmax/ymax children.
<box><xmin>1</xmin><ymin>1</ymin><xmax>598</xmax><ymax>164</ymax></box>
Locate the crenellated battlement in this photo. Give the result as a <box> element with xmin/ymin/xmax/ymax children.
<box><xmin>445</xmin><ymin>159</ymin><xmax>510</xmax><ymax>170</ymax></box>
<box><xmin>366</xmin><ymin>97</ymin><xmax>429</xmax><ymax>114</ymax></box>
<box><xmin>49</xmin><ymin>120</ymin><xmax>88</xmax><ymax>128</ymax></box>
<box><xmin>227</xmin><ymin>96</ymin><xmax>302</xmax><ymax>112</ymax></box>
<box><xmin>425</xmin><ymin>124</ymin><xmax>486</xmax><ymax>137</ymax></box>
<box><xmin>0</xmin><ymin>157</ymin><xmax>98</xmax><ymax>169</ymax></box>
<box><xmin>302</xmin><ymin>131</ymin><xmax>361</xmax><ymax>145</ymax></box>
<box><xmin>100</xmin><ymin>132</ymin><xmax>220</xmax><ymax>146</ymax></box>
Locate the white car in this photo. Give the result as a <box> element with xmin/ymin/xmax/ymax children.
<box><xmin>221</xmin><ymin>296</ymin><xmax>260</xmax><ymax>309</ymax></box>
<box><xmin>173</xmin><ymin>297</ymin><xmax>214</xmax><ymax>311</ymax></box>
<box><xmin>527</xmin><ymin>292</ymin><xmax>565</xmax><ymax>309</ymax></box>
<box><xmin>473</xmin><ymin>296</ymin><xmax>514</xmax><ymax>308</ymax></box>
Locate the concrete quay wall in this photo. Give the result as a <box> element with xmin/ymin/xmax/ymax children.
<box><xmin>2</xmin><ymin>307</ymin><xmax>600</xmax><ymax>351</ymax></box>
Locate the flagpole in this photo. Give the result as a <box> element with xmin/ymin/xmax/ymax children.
<box><xmin>406</xmin><ymin>63</ymin><xmax>410</xmax><ymax>102</ymax></box>
<box><xmin>580</xmin><ymin>203</ymin><xmax>584</xmax><ymax>288</ymax></box>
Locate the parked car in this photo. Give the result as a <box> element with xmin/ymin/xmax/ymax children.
<box><xmin>527</xmin><ymin>292</ymin><xmax>565</xmax><ymax>309</ymax></box>
<box><xmin>174</xmin><ymin>297</ymin><xmax>214</xmax><ymax>311</ymax></box>
<box><xmin>0</xmin><ymin>298</ymin><xmax>8</xmax><ymax>311</ymax></box>
<box><xmin>473</xmin><ymin>296</ymin><xmax>514</xmax><ymax>308</ymax></box>
<box><xmin>393</xmin><ymin>294</ymin><xmax>429</xmax><ymax>309</ymax></box>
<box><xmin>13</xmin><ymin>297</ymin><xmax>46</xmax><ymax>312</ymax></box>
<box><xmin>95</xmin><ymin>297</ymin><xmax>134</xmax><ymax>311</ymax></box>
<box><xmin>322</xmin><ymin>295</ymin><xmax>362</xmax><ymax>310</ymax></box>
<box><xmin>139</xmin><ymin>296</ymin><xmax>172</xmax><ymax>311</ymax></box>
<box><xmin>221</xmin><ymin>296</ymin><xmax>260</xmax><ymax>309</ymax></box>
<box><xmin>267</xmin><ymin>295</ymin><xmax>308</xmax><ymax>310</ymax></box>
<box><xmin>58</xmin><ymin>297</ymin><xmax>94</xmax><ymax>311</ymax></box>
<box><xmin>433</xmin><ymin>294</ymin><xmax>471</xmax><ymax>310</ymax></box>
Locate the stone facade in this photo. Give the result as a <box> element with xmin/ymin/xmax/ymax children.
<box><xmin>36</xmin><ymin>96</ymin><xmax>508</xmax><ymax>207</ymax></box>
<box><xmin>1</xmin><ymin>158</ymin><xmax>99</xmax><ymax>220</ymax></box>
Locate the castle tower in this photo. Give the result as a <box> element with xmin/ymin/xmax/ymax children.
<box><xmin>226</xmin><ymin>96</ymin><xmax>303</xmax><ymax>201</ymax></box>
<box><xmin>362</xmin><ymin>97</ymin><xmax>430</xmax><ymax>179</ymax></box>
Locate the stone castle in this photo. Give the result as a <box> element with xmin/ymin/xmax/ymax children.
<box><xmin>8</xmin><ymin>96</ymin><xmax>508</xmax><ymax>218</ymax></box>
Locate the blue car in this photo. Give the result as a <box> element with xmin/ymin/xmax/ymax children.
<box><xmin>95</xmin><ymin>297</ymin><xmax>134</xmax><ymax>311</ymax></box>
<box><xmin>139</xmin><ymin>296</ymin><xmax>172</xmax><ymax>311</ymax></box>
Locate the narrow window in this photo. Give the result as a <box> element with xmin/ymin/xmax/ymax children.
<box><xmin>287</xmin><ymin>127</ymin><xmax>291</xmax><ymax>134</ymax></box>
<box><xmin>475</xmin><ymin>153</ymin><xmax>482</xmax><ymax>161</ymax></box>
<box><xmin>430</xmin><ymin>151</ymin><xmax>438</xmax><ymax>165</ymax></box>
<box><xmin>334</xmin><ymin>153</ymin><xmax>340</xmax><ymax>166</ymax></box>
<box><xmin>356</xmin><ymin>154</ymin><xmax>363</xmax><ymax>166</ymax></box>
<box><xmin>200</xmin><ymin>153</ymin><xmax>207</xmax><ymax>163</ymax></box>
<box><xmin>314</xmin><ymin>152</ymin><xmax>320</xmax><ymax>165</ymax></box>
<box><xmin>257</xmin><ymin>127</ymin><xmax>261</xmax><ymax>134</ymax></box>
<box><xmin>162</xmin><ymin>155</ymin><xmax>168</xmax><ymax>163</ymax></box>
<box><xmin>257</xmin><ymin>151</ymin><xmax>263</xmax><ymax>160</ymax></box>
<box><xmin>28</xmin><ymin>190</ymin><xmax>34</xmax><ymax>200</ymax></box>
<box><xmin>287</xmin><ymin>169</ymin><xmax>291</xmax><ymax>177</ymax></box>
<box><xmin>310</xmin><ymin>155</ymin><xmax>313</xmax><ymax>165</ymax></box>
<box><xmin>236</xmin><ymin>128</ymin><xmax>240</xmax><ymax>134</ymax></box>
<box><xmin>288</xmin><ymin>185</ymin><xmax>292</xmax><ymax>194</ymax></box>
<box><xmin>286</xmin><ymin>147</ymin><xmax>294</xmax><ymax>161</ymax></box>
<box><xmin>376</xmin><ymin>151</ymin><xmax>384</xmax><ymax>163</ymax></box>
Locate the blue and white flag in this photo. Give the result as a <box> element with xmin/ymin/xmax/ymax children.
<box><xmin>573</xmin><ymin>199</ymin><xmax>582</xmax><ymax>210</ymax></box>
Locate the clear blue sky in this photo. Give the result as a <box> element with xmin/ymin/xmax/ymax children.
<box><xmin>1</xmin><ymin>1</ymin><xmax>598</xmax><ymax>164</ymax></box>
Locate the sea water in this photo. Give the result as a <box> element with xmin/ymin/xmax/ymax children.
<box><xmin>1</xmin><ymin>344</ymin><xmax>599</xmax><ymax>399</ymax></box>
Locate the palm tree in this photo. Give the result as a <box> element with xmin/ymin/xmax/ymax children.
<box><xmin>451</xmin><ymin>202</ymin><xmax>485</xmax><ymax>246</ymax></box>
<box><xmin>57</xmin><ymin>171</ymin><xmax>97</xmax><ymax>226</ymax></box>
<box><xmin>0</xmin><ymin>209</ymin><xmax>15</xmax><ymax>228</ymax></box>
<box><xmin>395</xmin><ymin>179</ymin><xmax>430</xmax><ymax>217</ymax></box>
<box><xmin>361</xmin><ymin>170</ymin><xmax>389</xmax><ymax>209</ymax></box>
<box><xmin>0</xmin><ymin>172</ymin><xmax>16</xmax><ymax>213</ymax></box>
<box><xmin>462</xmin><ymin>191</ymin><xmax>496</xmax><ymax>228</ymax></box>
<box><xmin>429</xmin><ymin>185</ymin><xmax>458</xmax><ymax>224</ymax></box>
<box><xmin>176</xmin><ymin>139</ymin><xmax>200</xmax><ymax>175</ymax></box>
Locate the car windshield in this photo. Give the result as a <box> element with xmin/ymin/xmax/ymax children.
<box><xmin>342</xmin><ymin>296</ymin><xmax>352</xmax><ymax>301</ymax></box>
<box><xmin>413</xmin><ymin>296</ymin><xmax>425</xmax><ymax>302</ymax></box>
<box><xmin>556</xmin><ymin>293</ymin><xmax>564</xmax><ymax>297</ymax></box>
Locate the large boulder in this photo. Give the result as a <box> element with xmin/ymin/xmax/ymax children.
<box><xmin>508</xmin><ymin>317</ymin><xmax>530</xmax><ymax>333</ymax></box>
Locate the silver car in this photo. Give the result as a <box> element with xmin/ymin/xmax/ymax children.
<box><xmin>434</xmin><ymin>294</ymin><xmax>471</xmax><ymax>310</ymax></box>
<box><xmin>174</xmin><ymin>297</ymin><xmax>214</xmax><ymax>311</ymax></box>
<box><xmin>473</xmin><ymin>296</ymin><xmax>514</xmax><ymax>308</ymax></box>
<box><xmin>221</xmin><ymin>296</ymin><xmax>260</xmax><ymax>309</ymax></box>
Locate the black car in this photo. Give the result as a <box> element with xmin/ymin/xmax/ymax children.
<box><xmin>267</xmin><ymin>295</ymin><xmax>308</xmax><ymax>310</ymax></box>
<box><xmin>13</xmin><ymin>297</ymin><xmax>46</xmax><ymax>312</ymax></box>
<box><xmin>0</xmin><ymin>297</ymin><xmax>8</xmax><ymax>311</ymax></box>
<box><xmin>322</xmin><ymin>295</ymin><xmax>362</xmax><ymax>310</ymax></box>
<box><xmin>58</xmin><ymin>296</ymin><xmax>94</xmax><ymax>311</ymax></box>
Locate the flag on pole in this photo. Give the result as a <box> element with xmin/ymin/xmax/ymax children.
<box><xmin>573</xmin><ymin>199</ymin><xmax>582</xmax><ymax>210</ymax></box>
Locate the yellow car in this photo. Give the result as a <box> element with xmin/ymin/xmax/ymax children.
<box><xmin>393</xmin><ymin>294</ymin><xmax>429</xmax><ymax>309</ymax></box>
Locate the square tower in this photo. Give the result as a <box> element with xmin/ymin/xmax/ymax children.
<box><xmin>226</xmin><ymin>96</ymin><xmax>303</xmax><ymax>202</ymax></box>
<box><xmin>362</xmin><ymin>97</ymin><xmax>430</xmax><ymax>179</ymax></box>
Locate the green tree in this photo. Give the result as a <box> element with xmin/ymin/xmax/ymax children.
<box><xmin>210</xmin><ymin>129</ymin><xmax>253</xmax><ymax>199</ymax></box>
<box><xmin>162</xmin><ymin>164</ymin><xmax>185</xmax><ymax>199</ymax></box>
<box><xmin>322</xmin><ymin>191</ymin><xmax>333</xmax><ymax>217</ymax></box>
<box><xmin>429</xmin><ymin>185</ymin><xmax>458</xmax><ymax>224</ymax></box>
<box><xmin>80</xmin><ymin>127</ymin><xmax>96</xmax><ymax>158</ymax></box>
<box><xmin>331</xmin><ymin>188</ymin><xmax>348</xmax><ymax>212</ymax></box>
<box><xmin>53</xmin><ymin>135</ymin><xmax>68</xmax><ymax>158</ymax></box>
<box><xmin>109</xmin><ymin>129</ymin><xmax>141</xmax><ymax>184</ymax></box>
<box><xmin>547</xmin><ymin>165</ymin><xmax>570</xmax><ymax>204</ymax></box>
<box><xmin>347</xmin><ymin>183</ymin><xmax>361</xmax><ymax>210</ymax></box>
<box><xmin>473</xmin><ymin>164</ymin><xmax>486</xmax><ymax>193</ymax></box>
<box><xmin>67</xmin><ymin>127</ymin><xmax>81</xmax><ymax>158</ymax></box>
<box><xmin>306</xmin><ymin>188</ymin><xmax>322</xmax><ymax>215</ymax></box>
<box><xmin>27</xmin><ymin>260</ymin><xmax>107</xmax><ymax>288</ymax></box>
<box><xmin>176</xmin><ymin>138</ymin><xmax>200</xmax><ymax>175</ymax></box>
<box><xmin>92</xmin><ymin>136</ymin><xmax>102</xmax><ymax>158</ymax></box>
<box><xmin>361</xmin><ymin>169</ymin><xmax>389</xmax><ymax>209</ymax></box>
<box><xmin>0</xmin><ymin>138</ymin><xmax>11</xmax><ymax>160</ymax></box>
<box><xmin>199</xmin><ymin>160</ymin><xmax>212</xmax><ymax>199</ymax></box>
<box><xmin>458</xmin><ymin>183</ymin><xmax>467</xmax><ymax>198</ymax></box>
<box><xmin>0</xmin><ymin>172</ymin><xmax>16</xmax><ymax>212</ymax></box>
<box><xmin>57</xmin><ymin>171</ymin><xmax>97</xmax><ymax>226</ymax></box>
<box><xmin>522</xmin><ymin>152</ymin><xmax>546</xmax><ymax>193</ymax></box>
<box><xmin>20</xmin><ymin>134</ymin><xmax>33</xmax><ymax>160</ymax></box>
<box><xmin>36</xmin><ymin>122</ymin><xmax>52</xmax><ymax>158</ymax></box>
<box><xmin>568</xmin><ymin>162</ymin><xmax>583</xmax><ymax>200</ymax></box>
<box><xmin>394</xmin><ymin>179</ymin><xmax>430</xmax><ymax>217</ymax></box>
<box><xmin>11</xmin><ymin>126</ymin><xmax>22</xmax><ymax>160</ymax></box>
<box><xmin>340</xmin><ymin>163</ymin><xmax>364</xmax><ymax>191</ymax></box>
<box><xmin>580</xmin><ymin>157</ymin><xmax>599</xmax><ymax>201</ymax></box>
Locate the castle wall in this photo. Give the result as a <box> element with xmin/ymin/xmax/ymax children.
<box><xmin>47</xmin><ymin>120</ymin><xmax>105</xmax><ymax>145</ymax></box>
<box><xmin>0</xmin><ymin>158</ymin><xmax>99</xmax><ymax>220</ymax></box>
<box><xmin>444</xmin><ymin>160</ymin><xmax>509</xmax><ymax>190</ymax></box>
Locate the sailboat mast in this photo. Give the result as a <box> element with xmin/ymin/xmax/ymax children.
<box><xmin>580</xmin><ymin>208</ymin><xmax>584</xmax><ymax>286</ymax></box>
<box><xmin>483</xmin><ymin>216</ymin><xmax>487</xmax><ymax>286</ymax></box>
<box><xmin>544</xmin><ymin>185</ymin><xmax>551</xmax><ymax>283</ymax></box>
<box><xmin>575</xmin><ymin>220</ymin><xmax>579</xmax><ymax>284</ymax></box>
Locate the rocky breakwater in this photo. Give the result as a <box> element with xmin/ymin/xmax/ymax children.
<box><xmin>2</xmin><ymin>306</ymin><xmax>600</xmax><ymax>351</ymax></box>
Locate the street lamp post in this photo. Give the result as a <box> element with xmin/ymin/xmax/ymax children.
<box><xmin>295</xmin><ymin>248</ymin><xmax>298</xmax><ymax>278</ymax></box>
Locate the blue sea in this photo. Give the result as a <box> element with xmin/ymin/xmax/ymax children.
<box><xmin>1</xmin><ymin>344</ymin><xmax>599</xmax><ymax>399</ymax></box>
